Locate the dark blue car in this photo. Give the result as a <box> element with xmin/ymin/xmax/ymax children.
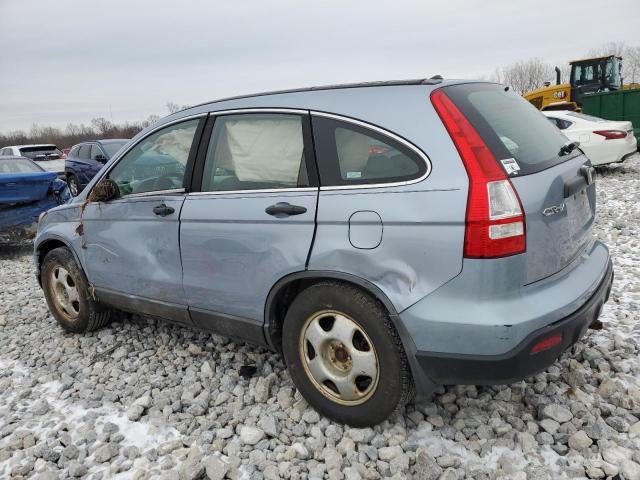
<box><xmin>65</xmin><ymin>139</ymin><xmax>128</xmax><ymax>195</ymax></box>
<box><xmin>0</xmin><ymin>156</ymin><xmax>70</xmax><ymax>242</ymax></box>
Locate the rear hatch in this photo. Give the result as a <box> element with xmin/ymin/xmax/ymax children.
<box><xmin>19</xmin><ymin>146</ymin><xmax>65</xmax><ymax>174</ymax></box>
<box><xmin>442</xmin><ymin>83</ymin><xmax>595</xmax><ymax>284</ymax></box>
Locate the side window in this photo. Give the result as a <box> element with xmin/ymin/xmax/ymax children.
<box><xmin>546</xmin><ymin>117</ymin><xmax>561</xmax><ymax>128</ymax></box>
<box><xmin>312</xmin><ymin>116</ymin><xmax>426</xmax><ymax>186</ymax></box>
<box><xmin>201</xmin><ymin>114</ymin><xmax>307</xmax><ymax>192</ymax></box>
<box><xmin>558</xmin><ymin>119</ymin><xmax>572</xmax><ymax>130</ymax></box>
<box><xmin>108</xmin><ymin>119</ymin><xmax>199</xmax><ymax>196</ymax></box>
<box><xmin>70</xmin><ymin>146</ymin><xmax>80</xmax><ymax>157</ymax></box>
<box><xmin>90</xmin><ymin>144</ymin><xmax>104</xmax><ymax>160</ymax></box>
<box><xmin>78</xmin><ymin>145</ymin><xmax>91</xmax><ymax>159</ymax></box>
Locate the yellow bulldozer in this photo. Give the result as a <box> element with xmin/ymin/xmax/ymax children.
<box><xmin>524</xmin><ymin>55</ymin><xmax>640</xmax><ymax>142</ymax></box>
<box><xmin>523</xmin><ymin>55</ymin><xmax>634</xmax><ymax>111</ymax></box>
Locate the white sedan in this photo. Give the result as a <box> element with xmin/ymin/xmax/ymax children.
<box><xmin>543</xmin><ymin>111</ymin><xmax>638</xmax><ymax>166</ymax></box>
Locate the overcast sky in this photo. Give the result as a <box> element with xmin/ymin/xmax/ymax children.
<box><xmin>1</xmin><ymin>0</ymin><xmax>638</xmax><ymax>133</ymax></box>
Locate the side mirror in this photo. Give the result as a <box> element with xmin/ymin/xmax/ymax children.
<box><xmin>88</xmin><ymin>179</ymin><xmax>120</xmax><ymax>202</ymax></box>
<box><xmin>94</xmin><ymin>154</ymin><xmax>108</xmax><ymax>163</ymax></box>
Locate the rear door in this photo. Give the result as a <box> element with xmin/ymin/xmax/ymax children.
<box><xmin>180</xmin><ymin>111</ymin><xmax>318</xmax><ymax>336</ymax></box>
<box><xmin>443</xmin><ymin>83</ymin><xmax>595</xmax><ymax>284</ymax></box>
<box><xmin>75</xmin><ymin>144</ymin><xmax>93</xmax><ymax>184</ymax></box>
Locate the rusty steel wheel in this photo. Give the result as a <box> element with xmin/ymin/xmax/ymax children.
<box><xmin>299</xmin><ymin>310</ymin><xmax>380</xmax><ymax>406</ymax></box>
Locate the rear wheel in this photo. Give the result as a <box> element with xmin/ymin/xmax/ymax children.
<box><xmin>67</xmin><ymin>174</ymin><xmax>80</xmax><ymax>196</ymax></box>
<box><xmin>41</xmin><ymin>247</ymin><xmax>110</xmax><ymax>333</ymax></box>
<box><xmin>282</xmin><ymin>282</ymin><xmax>413</xmax><ymax>426</ymax></box>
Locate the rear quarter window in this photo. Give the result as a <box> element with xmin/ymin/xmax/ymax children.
<box><xmin>312</xmin><ymin>115</ymin><xmax>427</xmax><ymax>187</ymax></box>
<box><xmin>442</xmin><ymin>83</ymin><xmax>579</xmax><ymax>176</ymax></box>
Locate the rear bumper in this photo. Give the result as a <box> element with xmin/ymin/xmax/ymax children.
<box><xmin>617</xmin><ymin>150</ymin><xmax>640</xmax><ymax>164</ymax></box>
<box><xmin>414</xmin><ymin>259</ymin><xmax>613</xmax><ymax>384</ymax></box>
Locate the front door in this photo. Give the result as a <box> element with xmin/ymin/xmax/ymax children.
<box><xmin>180</xmin><ymin>112</ymin><xmax>318</xmax><ymax>341</ymax></box>
<box><xmin>82</xmin><ymin>118</ymin><xmax>203</xmax><ymax>323</ymax></box>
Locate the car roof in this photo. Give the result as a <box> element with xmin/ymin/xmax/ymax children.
<box><xmin>98</xmin><ymin>139</ymin><xmax>129</xmax><ymax>144</ymax></box>
<box><xmin>179</xmin><ymin>77</ymin><xmax>446</xmax><ymax>114</ymax></box>
<box><xmin>3</xmin><ymin>144</ymin><xmax>58</xmax><ymax>149</ymax></box>
<box><xmin>127</xmin><ymin>77</ymin><xmax>492</xmax><ymax>153</ymax></box>
<box><xmin>73</xmin><ymin>139</ymin><xmax>129</xmax><ymax>146</ymax></box>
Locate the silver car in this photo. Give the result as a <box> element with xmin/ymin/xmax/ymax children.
<box><xmin>34</xmin><ymin>79</ymin><xmax>613</xmax><ymax>426</ymax></box>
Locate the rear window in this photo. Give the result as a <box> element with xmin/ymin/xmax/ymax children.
<box><xmin>19</xmin><ymin>146</ymin><xmax>62</xmax><ymax>160</ymax></box>
<box><xmin>0</xmin><ymin>158</ymin><xmax>42</xmax><ymax>173</ymax></box>
<box><xmin>442</xmin><ymin>83</ymin><xmax>579</xmax><ymax>176</ymax></box>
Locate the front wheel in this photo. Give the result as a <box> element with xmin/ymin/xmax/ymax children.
<box><xmin>41</xmin><ymin>247</ymin><xmax>111</xmax><ymax>333</ymax></box>
<box><xmin>282</xmin><ymin>282</ymin><xmax>413</xmax><ymax>426</ymax></box>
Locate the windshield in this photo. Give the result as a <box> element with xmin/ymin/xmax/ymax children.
<box><xmin>0</xmin><ymin>158</ymin><xmax>43</xmax><ymax>173</ymax></box>
<box><xmin>442</xmin><ymin>83</ymin><xmax>576</xmax><ymax>176</ymax></box>
<box><xmin>19</xmin><ymin>146</ymin><xmax>62</xmax><ymax>160</ymax></box>
<box><xmin>102</xmin><ymin>141</ymin><xmax>128</xmax><ymax>158</ymax></box>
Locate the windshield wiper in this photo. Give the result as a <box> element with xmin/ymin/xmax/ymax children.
<box><xmin>559</xmin><ymin>141</ymin><xmax>580</xmax><ymax>156</ymax></box>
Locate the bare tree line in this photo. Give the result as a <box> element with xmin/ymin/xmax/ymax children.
<box><xmin>486</xmin><ymin>42</ymin><xmax>640</xmax><ymax>95</ymax></box>
<box><xmin>0</xmin><ymin>103</ymin><xmax>187</xmax><ymax>150</ymax></box>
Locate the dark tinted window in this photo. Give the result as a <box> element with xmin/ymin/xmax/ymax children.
<box><xmin>202</xmin><ymin>114</ymin><xmax>308</xmax><ymax>192</ymax></box>
<box><xmin>312</xmin><ymin>116</ymin><xmax>425</xmax><ymax>186</ymax></box>
<box><xmin>546</xmin><ymin>117</ymin><xmax>572</xmax><ymax>130</ymax></box>
<box><xmin>102</xmin><ymin>142</ymin><xmax>127</xmax><ymax>158</ymax></box>
<box><xmin>443</xmin><ymin>83</ymin><xmax>577</xmax><ymax>176</ymax></box>
<box><xmin>19</xmin><ymin>146</ymin><xmax>62</xmax><ymax>160</ymax></box>
<box><xmin>90</xmin><ymin>144</ymin><xmax>104</xmax><ymax>160</ymax></box>
<box><xmin>78</xmin><ymin>145</ymin><xmax>91</xmax><ymax>159</ymax></box>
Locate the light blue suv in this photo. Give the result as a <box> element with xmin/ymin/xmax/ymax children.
<box><xmin>34</xmin><ymin>79</ymin><xmax>614</xmax><ymax>426</ymax></box>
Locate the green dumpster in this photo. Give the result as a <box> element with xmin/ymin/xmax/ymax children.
<box><xmin>582</xmin><ymin>88</ymin><xmax>640</xmax><ymax>143</ymax></box>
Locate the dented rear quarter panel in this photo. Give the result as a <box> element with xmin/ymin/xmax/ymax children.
<box><xmin>304</xmin><ymin>86</ymin><xmax>469</xmax><ymax>312</ymax></box>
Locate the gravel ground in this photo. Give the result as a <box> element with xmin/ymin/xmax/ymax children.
<box><xmin>1</xmin><ymin>157</ymin><xmax>639</xmax><ymax>480</ymax></box>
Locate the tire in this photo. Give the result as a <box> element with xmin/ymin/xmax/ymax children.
<box><xmin>67</xmin><ymin>174</ymin><xmax>80</xmax><ymax>196</ymax></box>
<box><xmin>41</xmin><ymin>247</ymin><xmax>111</xmax><ymax>333</ymax></box>
<box><xmin>282</xmin><ymin>281</ymin><xmax>413</xmax><ymax>426</ymax></box>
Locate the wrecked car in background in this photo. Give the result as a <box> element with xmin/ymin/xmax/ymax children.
<box><xmin>0</xmin><ymin>144</ymin><xmax>66</xmax><ymax>177</ymax></box>
<box><xmin>0</xmin><ymin>156</ymin><xmax>70</xmax><ymax>243</ymax></box>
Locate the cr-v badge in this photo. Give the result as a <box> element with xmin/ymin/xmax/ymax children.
<box><xmin>542</xmin><ymin>203</ymin><xmax>566</xmax><ymax>216</ymax></box>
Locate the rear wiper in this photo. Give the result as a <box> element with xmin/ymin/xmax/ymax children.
<box><xmin>559</xmin><ymin>141</ymin><xmax>580</xmax><ymax>156</ymax></box>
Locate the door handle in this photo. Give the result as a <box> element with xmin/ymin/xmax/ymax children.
<box><xmin>265</xmin><ymin>202</ymin><xmax>307</xmax><ymax>217</ymax></box>
<box><xmin>153</xmin><ymin>203</ymin><xmax>175</xmax><ymax>217</ymax></box>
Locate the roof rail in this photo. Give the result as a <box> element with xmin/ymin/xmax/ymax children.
<box><xmin>176</xmin><ymin>77</ymin><xmax>445</xmax><ymax>114</ymax></box>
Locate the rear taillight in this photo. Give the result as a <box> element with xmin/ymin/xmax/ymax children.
<box><xmin>593</xmin><ymin>130</ymin><xmax>627</xmax><ymax>140</ymax></box>
<box><xmin>431</xmin><ymin>89</ymin><xmax>526</xmax><ymax>258</ymax></box>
